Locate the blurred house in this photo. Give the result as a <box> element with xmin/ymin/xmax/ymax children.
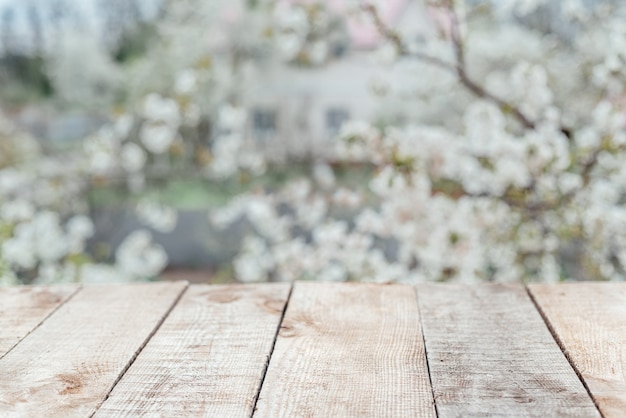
<box><xmin>247</xmin><ymin>56</ymin><xmax>375</xmax><ymax>161</ymax></box>
<box><xmin>245</xmin><ymin>0</ymin><xmax>432</xmax><ymax>161</ymax></box>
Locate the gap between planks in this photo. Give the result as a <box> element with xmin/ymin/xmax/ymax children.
<box><xmin>0</xmin><ymin>281</ymin><xmax>189</xmax><ymax>417</ymax></box>
<box><xmin>525</xmin><ymin>285</ymin><xmax>605</xmax><ymax>418</ymax></box>
<box><xmin>0</xmin><ymin>285</ymin><xmax>81</xmax><ymax>361</ymax></box>
<box><xmin>105</xmin><ymin>282</ymin><xmax>594</xmax><ymax>417</ymax></box>
<box><xmin>254</xmin><ymin>282</ymin><xmax>436</xmax><ymax>417</ymax></box>
<box><xmin>94</xmin><ymin>283</ymin><xmax>292</xmax><ymax>417</ymax></box>
<box><xmin>416</xmin><ymin>283</ymin><xmax>600</xmax><ymax>417</ymax></box>
<box><xmin>250</xmin><ymin>283</ymin><xmax>294</xmax><ymax>416</ymax></box>
<box><xmin>414</xmin><ymin>286</ymin><xmax>440</xmax><ymax>418</ymax></box>
<box><xmin>96</xmin><ymin>282</ymin><xmax>296</xmax><ymax>417</ymax></box>
<box><xmin>528</xmin><ymin>283</ymin><xmax>626</xmax><ymax>418</ymax></box>
<box><xmin>91</xmin><ymin>281</ymin><xmax>191</xmax><ymax>417</ymax></box>
<box><xmin>3</xmin><ymin>281</ymin><xmax>611</xmax><ymax>417</ymax></box>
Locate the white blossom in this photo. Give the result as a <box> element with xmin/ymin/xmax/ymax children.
<box><xmin>67</xmin><ymin>215</ymin><xmax>95</xmax><ymax>252</ymax></box>
<box><xmin>114</xmin><ymin>115</ymin><xmax>134</xmax><ymax>139</ymax></box>
<box><xmin>116</xmin><ymin>230</ymin><xmax>168</xmax><ymax>279</ymax></box>
<box><xmin>121</xmin><ymin>143</ymin><xmax>148</xmax><ymax>172</ymax></box>
<box><xmin>234</xmin><ymin>236</ymin><xmax>274</xmax><ymax>282</ymax></box>
<box><xmin>140</xmin><ymin>123</ymin><xmax>177</xmax><ymax>154</ymax></box>
<box><xmin>174</xmin><ymin>69</ymin><xmax>198</xmax><ymax>95</ymax></box>
<box><xmin>1</xmin><ymin>200</ymin><xmax>34</xmax><ymax>222</ymax></box>
<box><xmin>218</xmin><ymin>105</ymin><xmax>248</xmax><ymax>131</ymax></box>
<box><xmin>143</xmin><ymin>94</ymin><xmax>181</xmax><ymax>127</ymax></box>
<box><xmin>136</xmin><ymin>202</ymin><xmax>178</xmax><ymax>233</ymax></box>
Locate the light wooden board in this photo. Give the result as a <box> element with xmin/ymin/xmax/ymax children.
<box><xmin>254</xmin><ymin>282</ymin><xmax>436</xmax><ymax>417</ymax></box>
<box><xmin>95</xmin><ymin>283</ymin><xmax>291</xmax><ymax>417</ymax></box>
<box><xmin>417</xmin><ymin>283</ymin><xmax>600</xmax><ymax>417</ymax></box>
<box><xmin>0</xmin><ymin>285</ymin><xmax>79</xmax><ymax>358</ymax></box>
<box><xmin>0</xmin><ymin>281</ymin><xmax>187</xmax><ymax>417</ymax></box>
<box><xmin>529</xmin><ymin>282</ymin><xmax>626</xmax><ymax>418</ymax></box>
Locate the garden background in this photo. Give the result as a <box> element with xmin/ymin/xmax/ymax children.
<box><xmin>1</xmin><ymin>0</ymin><xmax>625</xmax><ymax>285</ymax></box>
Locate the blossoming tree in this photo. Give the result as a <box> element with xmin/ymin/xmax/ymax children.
<box><xmin>2</xmin><ymin>0</ymin><xmax>626</xmax><ymax>285</ymax></box>
<box><xmin>217</xmin><ymin>0</ymin><xmax>626</xmax><ymax>283</ymax></box>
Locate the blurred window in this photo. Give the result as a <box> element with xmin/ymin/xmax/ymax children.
<box><xmin>326</xmin><ymin>108</ymin><xmax>349</xmax><ymax>138</ymax></box>
<box><xmin>253</xmin><ymin>108</ymin><xmax>276</xmax><ymax>141</ymax></box>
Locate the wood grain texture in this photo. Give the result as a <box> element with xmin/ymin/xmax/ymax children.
<box><xmin>254</xmin><ymin>282</ymin><xmax>436</xmax><ymax>418</ymax></box>
<box><xmin>0</xmin><ymin>281</ymin><xmax>187</xmax><ymax>417</ymax></box>
<box><xmin>0</xmin><ymin>285</ymin><xmax>79</xmax><ymax>358</ymax></box>
<box><xmin>95</xmin><ymin>283</ymin><xmax>291</xmax><ymax>418</ymax></box>
<box><xmin>529</xmin><ymin>282</ymin><xmax>626</xmax><ymax>418</ymax></box>
<box><xmin>417</xmin><ymin>283</ymin><xmax>600</xmax><ymax>417</ymax></box>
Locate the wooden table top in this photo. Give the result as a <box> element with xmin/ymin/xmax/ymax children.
<box><xmin>0</xmin><ymin>281</ymin><xmax>624</xmax><ymax>417</ymax></box>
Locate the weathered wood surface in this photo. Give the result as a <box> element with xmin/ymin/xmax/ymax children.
<box><xmin>254</xmin><ymin>282</ymin><xmax>436</xmax><ymax>417</ymax></box>
<box><xmin>417</xmin><ymin>283</ymin><xmax>600</xmax><ymax>417</ymax></box>
<box><xmin>95</xmin><ymin>283</ymin><xmax>291</xmax><ymax>418</ymax></box>
<box><xmin>0</xmin><ymin>285</ymin><xmax>78</xmax><ymax>358</ymax></box>
<box><xmin>1</xmin><ymin>281</ymin><xmax>620</xmax><ymax>417</ymax></box>
<box><xmin>0</xmin><ymin>281</ymin><xmax>187</xmax><ymax>417</ymax></box>
<box><xmin>529</xmin><ymin>283</ymin><xmax>626</xmax><ymax>418</ymax></box>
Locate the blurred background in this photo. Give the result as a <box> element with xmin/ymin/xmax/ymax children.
<box><xmin>2</xmin><ymin>0</ymin><xmax>626</xmax><ymax>285</ymax></box>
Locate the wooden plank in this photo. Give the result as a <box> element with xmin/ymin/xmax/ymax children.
<box><xmin>0</xmin><ymin>281</ymin><xmax>187</xmax><ymax>417</ymax></box>
<box><xmin>529</xmin><ymin>282</ymin><xmax>626</xmax><ymax>418</ymax></box>
<box><xmin>254</xmin><ymin>282</ymin><xmax>436</xmax><ymax>418</ymax></box>
<box><xmin>0</xmin><ymin>285</ymin><xmax>79</xmax><ymax>358</ymax></box>
<box><xmin>95</xmin><ymin>283</ymin><xmax>291</xmax><ymax>418</ymax></box>
<box><xmin>417</xmin><ymin>283</ymin><xmax>600</xmax><ymax>417</ymax></box>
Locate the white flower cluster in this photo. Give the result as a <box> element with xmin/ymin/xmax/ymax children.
<box><xmin>115</xmin><ymin>230</ymin><xmax>168</xmax><ymax>280</ymax></box>
<box><xmin>591</xmin><ymin>22</ymin><xmax>626</xmax><ymax>95</ymax></box>
<box><xmin>212</xmin><ymin>169</ymin><xmax>419</xmax><ymax>283</ymax></box>
<box><xmin>209</xmin><ymin>104</ymin><xmax>266</xmax><ymax>179</ymax></box>
<box><xmin>7</xmin><ymin>0</ymin><xmax>626</xmax><ymax>286</ymax></box>
<box><xmin>135</xmin><ymin>201</ymin><xmax>178</xmax><ymax>233</ymax></box>
<box><xmin>141</xmin><ymin>94</ymin><xmax>181</xmax><ymax>154</ymax></box>
<box><xmin>1</xmin><ymin>1</ymin><xmax>274</xmax><ymax>285</ymax></box>
<box><xmin>0</xmin><ymin>111</ymin><xmax>172</xmax><ymax>285</ymax></box>
<box><xmin>272</xmin><ymin>1</ymin><xmax>344</xmax><ymax>66</ymax></box>
<box><xmin>209</xmin><ymin>0</ymin><xmax>626</xmax><ymax>283</ymax></box>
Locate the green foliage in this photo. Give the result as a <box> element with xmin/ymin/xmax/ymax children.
<box><xmin>113</xmin><ymin>23</ymin><xmax>159</xmax><ymax>64</ymax></box>
<box><xmin>89</xmin><ymin>163</ymin><xmax>375</xmax><ymax>209</ymax></box>
<box><xmin>0</xmin><ymin>54</ymin><xmax>54</xmax><ymax>104</ymax></box>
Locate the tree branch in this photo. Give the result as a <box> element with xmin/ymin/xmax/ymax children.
<box><xmin>363</xmin><ymin>3</ymin><xmax>536</xmax><ymax>130</ymax></box>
